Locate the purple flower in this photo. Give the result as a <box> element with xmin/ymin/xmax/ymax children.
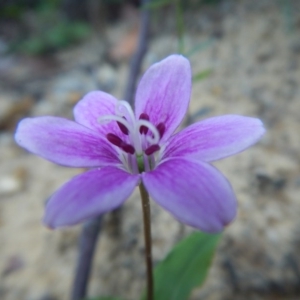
<box><xmin>15</xmin><ymin>55</ymin><xmax>265</xmax><ymax>233</ymax></box>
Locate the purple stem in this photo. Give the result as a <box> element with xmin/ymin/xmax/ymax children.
<box><xmin>124</xmin><ymin>0</ymin><xmax>151</xmax><ymax>106</ymax></box>
<box><xmin>70</xmin><ymin>1</ymin><xmax>151</xmax><ymax>299</ymax></box>
<box><xmin>71</xmin><ymin>216</ymin><xmax>102</xmax><ymax>300</ymax></box>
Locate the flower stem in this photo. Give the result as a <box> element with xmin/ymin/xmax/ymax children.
<box><xmin>139</xmin><ymin>182</ymin><xmax>154</xmax><ymax>300</ymax></box>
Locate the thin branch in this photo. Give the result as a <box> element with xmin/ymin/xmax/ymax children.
<box><xmin>70</xmin><ymin>1</ymin><xmax>152</xmax><ymax>299</ymax></box>
<box><xmin>71</xmin><ymin>216</ymin><xmax>102</xmax><ymax>300</ymax></box>
<box><xmin>111</xmin><ymin>0</ymin><xmax>152</xmax><ymax>237</ymax></box>
<box><xmin>124</xmin><ymin>0</ymin><xmax>151</xmax><ymax>106</ymax></box>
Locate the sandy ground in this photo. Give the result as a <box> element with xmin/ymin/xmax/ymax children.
<box><xmin>0</xmin><ymin>0</ymin><xmax>300</xmax><ymax>299</ymax></box>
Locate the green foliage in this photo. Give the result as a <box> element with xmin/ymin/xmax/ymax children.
<box><xmin>5</xmin><ymin>0</ymin><xmax>90</xmax><ymax>55</ymax></box>
<box><xmin>142</xmin><ymin>231</ymin><xmax>221</xmax><ymax>300</ymax></box>
<box><xmin>0</xmin><ymin>4</ymin><xmax>23</xmax><ymax>19</ymax></box>
<box><xmin>87</xmin><ymin>232</ymin><xmax>220</xmax><ymax>300</ymax></box>
<box><xmin>11</xmin><ymin>20</ymin><xmax>90</xmax><ymax>55</ymax></box>
<box><xmin>143</xmin><ymin>0</ymin><xmax>223</xmax><ymax>10</ymax></box>
<box><xmin>37</xmin><ymin>0</ymin><xmax>62</xmax><ymax>11</ymax></box>
<box><xmin>185</xmin><ymin>38</ymin><xmax>215</xmax><ymax>58</ymax></box>
<box><xmin>192</xmin><ymin>69</ymin><xmax>212</xmax><ymax>82</ymax></box>
<box><xmin>0</xmin><ymin>0</ymin><xmax>62</xmax><ymax>19</ymax></box>
<box><xmin>175</xmin><ymin>0</ymin><xmax>185</xmax><ymax>54</ymax></box>
<box><xmin>143</xmin><ymin>0</ymin><xmax>217</xmax><ymax>56</ymax></box>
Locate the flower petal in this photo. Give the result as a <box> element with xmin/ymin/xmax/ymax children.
<box><xmin>44</xmin><ymin>167</ymin><xmax>140</xmax><ymax>228</ymax></box>
<box><xmin>134</xmin><ymin>55</ymin><xmax>191</xmax><ymax>142</ymax></box>
<box><xmin>142</xmin><ymin>158</ymin><xmax>237</xmax><ymax>233</ymax></box>
<box><xmin>74</xmin><ymin>91</ymin><xmax>121</xmax><ymax>137</ymax></box>
<box><xmin>15</xmin><ymin>116</ymin><xmax>120</xmax><ymax>167</ymax></box>
<box><xmin>162</xmin><ymin>115</ymin><xmax>265</xmax><ymax>162</ymax></box>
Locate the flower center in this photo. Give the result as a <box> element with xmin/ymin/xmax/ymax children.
<box><xmin>98</xmin><ymin>101</ymin><xmax>165</xmax><ymax>173</ymax></box>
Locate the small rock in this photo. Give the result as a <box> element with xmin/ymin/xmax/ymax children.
<box><xmin>109</xmin><ymin>25</ymin><xmax>139</xmax><ymax>62</ymax></box>
<box><xmin>0</xmin><ymin>38</ymin><xmax>8</xmax><ymax>54</ymax></box>
<box><xmin>0</xmin><ymin>174</ymin><xmax>23</xmax><ymax>195</ymax></box>
<box><xmin>94</xmin><ymin>64</ymin><xmax>117</xmax><ymax>92</ymax></box>
<box><xmin>0</xmin><ymin>95</ymin><xmax>34</xmax><ymax>131</ymax></box>
<box><xmin>2</xmin><ymin>255</ymin><xmax>25</xmax><ymax>276</ymax></box>
<box><xmin>66</xmin><ymin>91</ymin><xmax>83</xmax><ymax>105</ymax></box>
<box><xmin>0</xmin><ymin>176</ymin><xmax>21</xmax><ymax>195</ymax></box>
<box><xmin>255</xmin><ymin>170</ymin><xmax>287</xmax><ymax>193</ymax></box>
<box><xmin>37</xmin><ymin>294</ymin><xmax>58</xmax><ymax>300</ymax></box>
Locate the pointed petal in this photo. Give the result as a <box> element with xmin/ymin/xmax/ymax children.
<box><xmin>162</xmin><ymin>115</ymin><xmax>265</xmax><ymax>162</ymax></box>
<box><xmin>142</xmin><ymin>158</ymin><xmax>237</xmax><ymax>233</ymax></box>
<box><xmin>44</xmin><ymin>167</ymin><xmax>140</xmax><ymax>228</ymax></box>
<box><xmin>74</xmin><ymin>91</ymin><xmax>121</xmax><ymax>137</ymax></box>
<box><xmin>15</xmin><ymin>116</ymin><xmax>120</xmax><ymax>167</ymax></box>
<box><xmin>135</xmin><ymin>55</ymin><xmax>191</xmax><ymax>142</ymax></box>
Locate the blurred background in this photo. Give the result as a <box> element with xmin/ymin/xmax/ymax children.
<box><xmin>0</xmin><ymin>0</ymin><xmax>300</xmax><ymax>299</ymax></box>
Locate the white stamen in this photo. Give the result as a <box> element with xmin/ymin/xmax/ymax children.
<box><xmin>98</xmin><ymin>115</ymin><xmax>132</xmax><ymax>132</ymax></box>
<box><xmin>97</xmin><ymin>102</ymin><xmax>162</xmax><ymax>173</ymax></box>
<box><xmin>136</xmin><ymin>120</ymin><xmax>160</xmax><ymax>145</ymax></box>
<box><xmin>116</xmin><ymin>100</ymin><xmax>136</xmax><ymax>124</ymax></box>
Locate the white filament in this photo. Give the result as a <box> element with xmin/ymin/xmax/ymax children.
<box><xmin>136</xmin><ymin>119</ymin><xmax>160</xmax><ymax>145</ymax></box>
<box><xmin>98</xmin><ymin>101</ymin><xmax>161</xmax><ymax>159</ymax></box>
<box><xmin>98</xmin><ymin>114</ymin><xmax>132</xmax><ymax>132</ymax></box>
<box><xmin>116</xmin><ymin>100</ymin><xmax>136</xmax><ymax>124</ymax></box>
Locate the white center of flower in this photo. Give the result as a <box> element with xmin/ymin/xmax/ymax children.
<box><xmin>98</xmin><ymin>101</ymin><xmax>165</xmax><ymax>174</ymax></box>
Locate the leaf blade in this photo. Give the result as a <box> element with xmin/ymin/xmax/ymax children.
<box><xmin>147</xmin><ymin>231</ymin><xmax>221</xmax><ymax>300</ymax></box>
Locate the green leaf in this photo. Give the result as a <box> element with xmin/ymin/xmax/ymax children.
<box><xmin>143</xmin><ymin>231</ymin><xmax>221</xmax><ymax>300</ymax></box>
<box><xmin>192</xmin><ymin>69</ymin><xmax>213</xmax><ymax>82</ymax></box>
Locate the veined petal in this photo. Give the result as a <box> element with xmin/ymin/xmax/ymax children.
<box><xmin>142</xmin><ymin>158</ymin><xmax>237</xmax><ymax>233</ymax></box>
<box><xmin>15</xmin><ymin>116</ymin><xmax>120</xmax><ymax>167</ymax></box>
<box><xmin>44</xmin><ymin>167</ymin><xmax>140</xmax><ymax>228</ymax></box>
<box><xmin>135</xmin><ymin>55</ymin><xmax>191</xmax><ymax>142</ymax></box>
<box><xmin>74</xmin><ymin>91</ymin><xmax>121</xmax><ymax>137</ymax></box>
<box><xmin>162</xmin><ymin>115</ymin><xmax>265</xmax><ymax>162</ymax></box>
